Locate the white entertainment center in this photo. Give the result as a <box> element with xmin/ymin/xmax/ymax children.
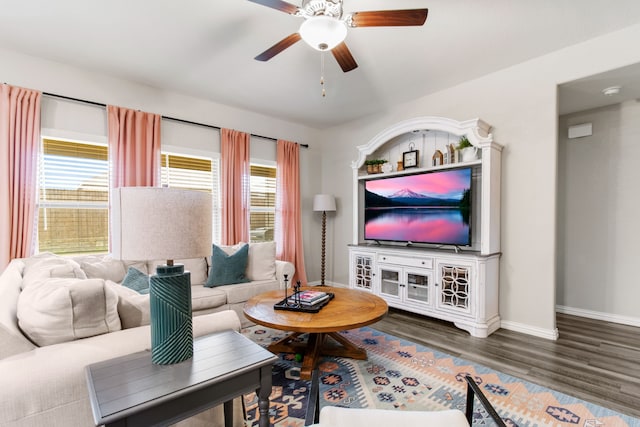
<box><xmin>348</xmin><ymin>117</ymin><xmax>502</xmax><ymax>338</ymax></box>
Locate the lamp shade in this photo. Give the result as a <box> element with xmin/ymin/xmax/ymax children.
<box><xmin>111</xmin><ymin>187</ymin><xmax>212</xmax><ymax>261</ymax></box>
<box><xmin>300</xmin><ymin>16</ymin><xmax>347</xmax><ymax>51</ymax></box>
<box><xmin>313</xmin><ymin>194</ymin><xmax>336</xmax><ymax>212</ymax></box>
<box><xmin>111</xmin><ymin>187</ymin><xmax>212</xmax><ymax>365</ymax></box>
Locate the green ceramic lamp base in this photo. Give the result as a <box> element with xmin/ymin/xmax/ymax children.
<box><xmin>150</xmin><ymin>264</ymin><xmax>193</xmax><ymax>365</ymax></box>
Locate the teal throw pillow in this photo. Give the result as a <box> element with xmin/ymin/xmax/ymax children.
<box><xmin>205</xmin><ymin>243</ymin><xmax>250</xmax><ymax>287</ymax></box>
<box><xmin>121</xmin><ymin>267</ymin><xmax>150</xmax><ymax>294</ymax></box>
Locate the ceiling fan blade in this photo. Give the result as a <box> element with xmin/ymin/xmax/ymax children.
<box><xmin>247</xmin><ymin>0</ymin><xmax>299</xmax><ymax>15</ymax></box>
<box><xmin>331</xmin><ymin>42</ymin><xmax>358</xmax><ymax>73</ymax></box>
<box><xmin>350</xmin><ymin>9</ymin><xmax>428</xmax><ymax>27</ymax></box>
<box><xmin>255</xmin><ymin>33</ymin><xmax>302</xmax><ymax>61</ymax></box>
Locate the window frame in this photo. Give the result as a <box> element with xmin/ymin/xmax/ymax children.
<box><xmin>37</xmin><ymin>135</ymin><xmax>110</xmax><ymax>255</ymax></box>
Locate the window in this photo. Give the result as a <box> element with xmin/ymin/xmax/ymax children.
<box><xmin>161</xmin><ymin>152</ymin><xmax>220</xmax><ymax>244</ymax></box>
<box><xmin>38</xmin><ymin>139</ymin><xmax>109</xmax><ymax>255</ymax></box>
<box><xmin>249</xmin><ymin>164</ymin><xmax>276</xmax><ymax>242</ymax></box>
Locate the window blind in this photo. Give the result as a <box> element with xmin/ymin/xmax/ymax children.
<box><xmin>38</xmin><ymin>139</ymin><xmax>109</xmax><ymax>254</ymax></box>
<box><xmin>161</xmin><ymin>152</ymin><xmax>221</xmax><ymax>244</ymax></box>
<box><xmin>250</xmin><ymin>164</ymin><xmax>276</xmax><ymax>242</ymax></box>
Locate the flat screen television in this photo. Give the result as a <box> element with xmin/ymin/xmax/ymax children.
<box><xmin>363</xmin><ymin>167</ymin><xmax>472</xmax><ymax>246</ymax></box>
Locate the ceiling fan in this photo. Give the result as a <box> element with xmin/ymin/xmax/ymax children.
<box><xmin>248</xmin><ymin>0</ymin><xmax>428</xmax><ymax>72</ymax></box>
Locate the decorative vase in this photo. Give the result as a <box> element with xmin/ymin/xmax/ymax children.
<box><xmin>460</xmin><ymin>146</ymin><xmax>478</xmax><ymax>162</ymax></box>
<box><xmin>381</xmin><ymin>162</ymin><xmax>392</xmax><ymax>173</ymax></box>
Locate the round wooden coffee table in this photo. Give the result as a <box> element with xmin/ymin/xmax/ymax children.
<box><xmin>243</xmin><ymin>286</ymin><xmax>388</xmax><ymax>380</ymax></box>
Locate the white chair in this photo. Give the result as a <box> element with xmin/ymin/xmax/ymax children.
<box><xmin>308</xmin><ymin>407</ymin><xmax>469</xmax><ymax>427</ymax></box>
<box><xmin>305</xmin><ymin>373</ymin><xmax>506</xmax><ymax>427</ymax></box>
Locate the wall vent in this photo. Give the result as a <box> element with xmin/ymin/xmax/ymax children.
<box><xmin>568</xmin><ymin>123</ymin><xmax>592</xmax><ymax>139</ymax></box>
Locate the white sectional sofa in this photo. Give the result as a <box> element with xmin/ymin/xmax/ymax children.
<box><xmin>0</xmin><ymin>242</ymin><xmax>294</xmax><ymax>427</ymax></box>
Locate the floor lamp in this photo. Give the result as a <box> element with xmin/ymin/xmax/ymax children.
<box><xmin>313</xmin><ymin>194</ymin><xmax>336</xmax><ymax>286</ymax></box>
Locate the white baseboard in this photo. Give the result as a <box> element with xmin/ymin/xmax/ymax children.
<box><xmin>556</xmin><ymin>305</ymin><xmax>640</xmax><ymax>328</ymax></box>
<box><xmin>499</xmin><ymin>320</ymin><xmax>559</xmax><ymax>341</ymax></box>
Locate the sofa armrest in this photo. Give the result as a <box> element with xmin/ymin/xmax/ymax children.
<box><xmin>0</xmin><ymin>259</ymin><xmax>26</xmax><ymax>334</ymax></box>
<box><xmin>0</xmin><ymin>310</ymin><xmax>241</xmax><ymax>427</ymax></box>
<box><xmin>275</xmin><ymin>260</ymin><xmax>295</xmax><ymax>289</ymax></box>
<box><xmin>0</xmin><ymin>259</ymin><xmax>36</xmax><ymax>360</ymax></box>
<box><xmin>194</xmin><ymin>310</ymin><xmax>241</xmax><ymax>334</ymax></box>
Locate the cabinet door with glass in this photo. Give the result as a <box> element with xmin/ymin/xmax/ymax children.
<box><xmin>435</xmin><ymin>261</ymin><xmax>474</xmax><ymax>316</ymax></box>
<box><xmin>377</xmin><ymin>265</ymin><xmax>402</xmax><ymax>304</ymax></box>
<box><xmin>350</xmin><ymin>251</ymin><xmax>375</xmax><ymax>292</ymax></box>
<box><xmin>404</xmin><ymin>268</ymin><xmax>433</xmax><ymax>308</ymax></box>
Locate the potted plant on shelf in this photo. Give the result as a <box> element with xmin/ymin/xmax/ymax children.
<box><xmin>365</xmin><ymin>159</ymin><xmax>388</xmax><ymax>174</ymax></box>
<box><xmin>457</xmin><ymin>136</ymin><xmax>478</xmax><ymax>162</ymax></box>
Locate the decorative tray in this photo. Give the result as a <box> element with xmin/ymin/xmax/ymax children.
<box><xmin>273</xmin><ymin>292</ymin><xmax>335</xmax><ymax>313</ymax></box>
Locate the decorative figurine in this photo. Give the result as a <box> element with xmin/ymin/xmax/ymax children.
<box><xmin>294</xmin><ymin>280</ymin><xmax>302</xmax><ymax>306</ymax></box>
<box><xmin>432</xmin><ymin>149</ymin><xmax>443</xmax><ymax>166</ymax></box>
<box><xmin>283</xmin><ymin>274</ymin><xmax>290</xmax><ymax>306</ymax></box>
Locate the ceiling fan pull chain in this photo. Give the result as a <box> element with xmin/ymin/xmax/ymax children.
<box><xmin>320</xmin><ymin>52</ymin><xmax>325</xmax><ymax>97</ymax></box>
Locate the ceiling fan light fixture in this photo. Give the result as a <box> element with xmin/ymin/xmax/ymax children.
<box><xmin>299</xmin><ymin>16</ymin><xmax>347</xmax><ymax>51</ymax></box>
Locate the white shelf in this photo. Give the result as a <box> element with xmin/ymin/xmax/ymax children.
<box><xmin>357</xmin><ymin>159</ymin><xmax>482</xmax><ymax>180</ymax></box>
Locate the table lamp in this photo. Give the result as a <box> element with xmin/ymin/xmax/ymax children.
<box><xmin>111</xmin><ymin>187</ymin><xmax>212</xmax><ymax>364</ymax></box>
<box><xmin>313</xmin><ymin>194</ymin><xmax>336</xmax><ymax>286</ymax></box>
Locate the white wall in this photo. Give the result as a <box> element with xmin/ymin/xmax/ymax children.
<box><xmin>318</xmin><ymin>23</ymin><xmax>640</xmax><ymax>338</ymax></box>
<box><xmin>1</xmin><ymin>46</ymin><xmax>324</xmax><ymax>281</ymax></box>
<box><xmin>4</xmin><ymin>21</ymin><xmax>640</xmax><ymax>336</ymax></box>
<box><xmin>557</xmin><ymin>100</ymin><xmax>640</xmax><ymax>325</ymax></box>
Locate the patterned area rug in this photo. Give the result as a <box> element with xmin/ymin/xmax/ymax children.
<box><xmin>241</xmin><ymin>326</ymin><xmax>640</xmax><ymax>427</ymax></box>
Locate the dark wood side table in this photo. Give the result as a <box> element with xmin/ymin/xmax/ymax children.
<box><xmin>85</xmin><ymin>330</ymin><xmax>277</xmax><ymax>427</ymax></box>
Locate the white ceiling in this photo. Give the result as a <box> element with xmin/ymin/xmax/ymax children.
<box><xmin>558</xmin><ymin>62</ymin><xmax>640</xmax><ymax>115</ymax></box>
<box><xmin>1</xmin><ymin>0</ymin><xmax>640</xmax><ymax>128</ymax></box>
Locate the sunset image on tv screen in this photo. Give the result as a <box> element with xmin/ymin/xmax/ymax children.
<box><xmin>364</xmin><ymin>168</ymin><xmax>472</xmax><ymax>245</ymax></box>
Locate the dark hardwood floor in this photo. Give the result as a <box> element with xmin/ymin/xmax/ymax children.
<box><xmin>372</xmin><ymin>309</ymin><xmax>640</xmax><ymax>419</ymax></box>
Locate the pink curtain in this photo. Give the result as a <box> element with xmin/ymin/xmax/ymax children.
<box><xmin>107</xmin><ymin>105</ymin><xmax>161</xmax><ymax>188</ymax></box>
<box><xmin>0</xmin><ymin>84</ymin><xmax>41</xmax><ymax>270</ymax></box>
<box><xmin>220</xmin><ymin>128</ymin><xmax>250</xmax><ymax>245</ymax></box>
<box><xmin>275</xmin><ymin>139</ymin><xmax>308</xmax><ymax>284</ymax></box>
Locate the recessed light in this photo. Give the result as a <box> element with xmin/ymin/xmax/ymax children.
<box><xmin>602</xmin><ymin>86</ymin><xmax>621</xmax><ymax>96</ymax></box>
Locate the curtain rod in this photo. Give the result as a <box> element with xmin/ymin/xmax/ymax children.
<box><xmin>42</xmin><ymin>91</ymin><xmax>309</xmax><ymax>148</ymax></box>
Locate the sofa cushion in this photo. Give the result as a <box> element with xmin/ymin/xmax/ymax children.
<box><xmin>0</xmin><ymin>259</ymin><xmax>32</xmax><ymax>356</ymax></box>
<box><xmin>0</xmin><ymin>323</ymin><xmax>36</xmax><ymax>358</ymax></box>
<box><xmin>190</xmin><ymin>285</ymin><xmax>228</xmax><ymax>311</ymax></box>
<box><xmin>150</xmin><ymin>257</ymin><xmax>208</xmax><ymax>286</ymax></box>
<box><xmin>81</xmin><ymin>257</ymin><xmax>127</xmax><ymax>283</ymax></box>
<box><xmin>80</xmin><ymin>256</ymin><xmax>149</xmax><ymax>283</ymax></box>
<box><xmin>107</xmin><ymin>281</ymin><xmax>151</xmax><ymax>329</ymax></box>
<box><xmin>49</xmin><ymin>263</ymin><xmax>88</xmax><ymax>280</ymax></box>
<box><xmin>121</xmin><ymin>267</ymin><xmax>150</xmax><ymax>294</ymax></box>
<box><xmin>206</xmin><ymin>243</ymin><xmax>250</xmax><ymax>287</ymax></box>
<box><xmin>181</xmin><ymin>257</ymin><xmax>208</xmax><ymax>285</ymax></box>
<box><xmin>22</xmin><ymin>253</ymin><xmax>85</xmax><ymax>288</ymax></box>
<box><xmin>246</xmin><ymin>241</ymin><xmax>277</xmax><ymax>281</ymax></box>
<box><xmin>217</xmin><ymin>279</ymin><xmax>281</xmax><ymax>305</ymax></box>
<box><xmin>124</xmin><ymin>260</ymin><xmax>149</xmax><ymax>275</ymax></box>
<box><xmin>17</xmin><ymin>278</ymin><xmax>121</xmax><ymax>346</ymax></box>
